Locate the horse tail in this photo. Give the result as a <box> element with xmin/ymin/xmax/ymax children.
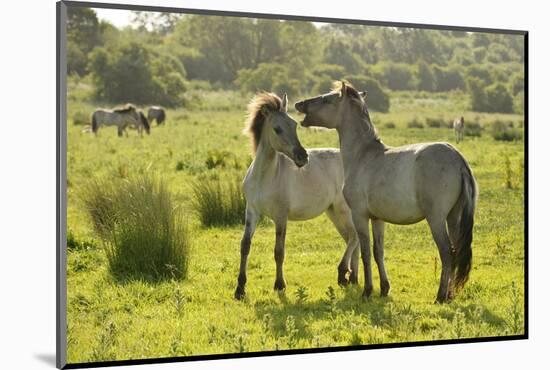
<box><xmin>92</xmin><ymin>112</ymin><xmax>99</xmax><ymax>134</ymax></box>
<box><xmin>451</xmin><ymin>155</ymin><xmax>478</xmax><ymax>293</ymax></box>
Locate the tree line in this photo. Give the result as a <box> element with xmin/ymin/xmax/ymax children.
<box><xmin>68</xmin><ymin>8</ymin><xmax>524</xmax><ymax>113</ymax></box>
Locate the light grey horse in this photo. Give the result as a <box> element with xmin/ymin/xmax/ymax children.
<box><xmin>147</xmin><ymin>106</ymin><xmax>166</xmax><ymax>125</ymax></box>
<box><xmin>234</xmin><ymin>92</ymin><xmax>360</xmax><ymax>300</ymax></box>
<box><xmin>295</xmin><ymin>81</ymin><xmax>478</xmax><ymax>303</ymax></box>
<box><xmin>453</xmin><ymin>116</ymin><xmax>465</xmax><ymax>143</ymax></box>
<box><xmin>91</xmin><ymin>104</ymin><xmax>144</xmax><ymax>137</ymax></box>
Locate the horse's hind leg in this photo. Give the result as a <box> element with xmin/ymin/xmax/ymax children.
<box><xmin>326</xmin><ymin>203</ymin><xmax>360</xmax><ymax>286</ymax></box>
<box><xmin>372</xmin><ymin>219</ymin><xmax>390</xmax><ymax>296</ymax></box>
<box><xmin>234</xmin><ymin>206</ymin><xmax>260</xmax><ymax>300</ymax></box>
<box><xmin>427</xmin><ymin>217</ymin><xmax>453</xmax><ymax>303</ymax></box>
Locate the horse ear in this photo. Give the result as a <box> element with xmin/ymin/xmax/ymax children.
<box><xmin>281</xmin><ymin>93</ymin><xmax>288</xmax><ymax>112</ymax></box>
<box><xmin>340</xmin><ymin>80</ymin><xmax>347</xmax><ymax>97</ymax></box>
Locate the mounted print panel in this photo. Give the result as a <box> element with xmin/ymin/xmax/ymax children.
<box><xmin>57</xmin><ymin>1</ymin><xmax>527</xmax><ymax>368</ymax></box>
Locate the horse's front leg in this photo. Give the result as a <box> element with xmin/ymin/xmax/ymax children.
<box><xmin>234</xmin><ymin>206</ymin><xmax>259</xmax><ymax>300</ymax></box>
<box><xmin>372</xmin><ymin>219</ymin><xmax>390</xmax><ymax>296</ymax></box>
<box><xmin>351</xmin><ymin>211</ymin><xmax>373</xmax><ymax>299</ymax></box>
<box><xmin>273</xmin><ymin>219</ymin><xmax>288</xmax><ymax>291</ymax></box>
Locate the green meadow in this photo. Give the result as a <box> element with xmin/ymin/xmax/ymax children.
<box><xmin>66</xmin><ymin>89</ymin><xmax>525</xmax><ymax>363</ymax></box>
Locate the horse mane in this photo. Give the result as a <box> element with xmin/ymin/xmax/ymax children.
<box><xmin>333</xmin><ymin>80</ymin><xmax>379</xmax><ymax>141</ymax></box>
<box><xmin>243</xmin><ymin>92</ymin><xmax>283</xmax><ymax>154</ymax></box>
<box><xmin>113</xmin><ymin>104</ymin><xmax>136</xmax><ymax>113</ymax></box>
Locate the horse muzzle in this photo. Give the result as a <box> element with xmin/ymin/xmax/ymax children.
<box><xmin>293</xmin><ymin>147</ymin><xmax>308</xmax><ymax>168</ymax></box>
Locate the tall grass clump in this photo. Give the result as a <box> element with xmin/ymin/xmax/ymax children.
<box><xmin>192</xmin><ymin>175</ymin><xmax>246</xmax><ymax>227</ymax></box>
<box><xmin>81</xmin><ymin>175</ymin><xmax>190</xmax><ymax>281</ymax></box>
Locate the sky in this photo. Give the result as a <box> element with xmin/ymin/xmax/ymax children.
<box><xmin>95</xmin><ymin>8</ymin><xmax>133</xmax><ymax>28</ymax></box>
<box><xmin>93</xmin><ymin>7</ymin><xmax>326</xmax><ymax>29</ymax></box>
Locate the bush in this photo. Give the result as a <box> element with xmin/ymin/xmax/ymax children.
<box><xmin>81</xmin><ymin>175</ymin><xmax>190</xmax><ymax>281</ymax></box>
<box><xmin>407</xmin><ymin>118</ymin><xmax>424</xmax><ymax>129</ymax></box>
<box><xmin>491</xmin><ymin>120</ymin><xmax>522</xmax><ymax>141</ymax></box>
<box><xmin>344</xmin><ymin>75</ymin><xmax>390</xmax><ymax>113</ymax></box>
<box><xmin>192</xmin><ymin>176</ymin><xmax>246</xmax><ymax>227</ymax></box>
<box><xmin>467</xmin><ymin>77</ymin><xmax>489</xmax><ymax>112</ymax></box>
<box><xmin>383</xmin><ymin>122</ymin><xmax>396</xmax><ymax>129</ymax></box>
<box><xmin>72</xmin><ymin>110</ymin><xmax>90</xmax><ymax>126</ymax></box>
<box><xmin>416</xmin><ymin>61</ymin><xmax>436</xmax><ymax>91</ymax></box>
<box><xmin>426</xmin><ymin>117</ymin><xmax>445</xmax><ymax>128</ymax></box>
<box><xmin>464</xmin><ymin>121</ymin><xmax>483</xmax><ymax>137</ymax></box>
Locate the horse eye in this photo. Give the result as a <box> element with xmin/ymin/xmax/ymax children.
<box><xmin>274</xmin><ymin>127</ymin><xmax>282</xmax><ymax>135</ymax></box>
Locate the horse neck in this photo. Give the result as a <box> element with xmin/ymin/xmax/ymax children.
<box><xmin>251</xmin><ymin>133</ymin><xmax>279</xmax><ymax>178</ymax></box>
<box><xmin>337</xmin><ymin>109</ymin><xmax>383</xmax><ymax>175</ymax></box>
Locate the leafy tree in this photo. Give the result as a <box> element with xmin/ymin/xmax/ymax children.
<box><xmin>374</xmin><ymin>62</ymin><xmax>416</xmax><ymax>90</ymax></box>
<box><xmin>433</xmin><ymin>65</ymin><xmax>465</xmax><ymax>91</ymax></box>
<box><xmin>67</xmin><ymin>7</ymin><xmax>102</xmax><ymax>75</ymax></box>
<box><xmin>485</xmin><ymin>83</ymin><xmax>514</xmax><ymax>113</ymax></box>
<box><xmin>235</xmin><ymin>63</ymin><xmax>300</xmax><ymax>97</ymax></box>
<box><xmin>466</xmin><ymin>65</ymin><xmax>493</xmax><ymax>85</ymax></box>
<box><xmin>467</xmin><ymin>77</ymin><xmax>488</xmax><ymax>112</ymax></box>
<box><xmin>416</xmin><ymin>61</ymin><xmax>436</xmax><ymax>91</ymax></box>
<box><xmin>89</xmin><ymin>42</ymin><xmax>186</xmax><ymax>106</ymax></box>
<box><xmin>510</xmin><ymin>72</ymin><xmax>525</xmax><ymax>96</ymax></box>
<box><xmin>344</xmin><ymin>75</ymin><xmax>390</xmax><ymax>113</ymax></box>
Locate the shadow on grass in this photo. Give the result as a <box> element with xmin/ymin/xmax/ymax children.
<box><xmin>253</xmin><ymin>285</ymin><xmax>393</xmax><ymax>342</ymax></box>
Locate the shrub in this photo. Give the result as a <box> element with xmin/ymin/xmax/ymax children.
<box><xmin>464</xmin><ymin>121</ymin><xmax>482</xmax><ymax>137</ymax></box>
<box><xmin>81</xmin><ymin>175</ymin><xmax>190</xmax><ymax>281</ymax></box>
<box><xmin>416</xmin><ymin>61</ymin><xmax>436</xmax><ymax>92</ymax></box>
<box><xmin>491</xmin><ymin>120</ymin><xmax>522</xmax><ymax>141</ymax></box>
<box><xmin>384</xmin><ymin>122</ymin><xmax>396</xmax><ymax>129</ymax></box>
<box><xmin>192</xmin><ymin>176</ymin><xmax>246</xmax><ymax>227</ymax></box>
<box><xmin>407</xmin><ymin>118</ymin><xmax>424</xmax><ymax>129</ymax></box>
<box><xmin>344</xmin><ymin>75</ymin><xmax>390</xmax><ymax>113</ymax></box>
<box><xmin>433</xmin><ymin>65</ymin><xmax>466</xmax><ymax>92</ymax></box>
<box><xmin>235</xmin><ymin>63</ymin><xmax>300</xmax><ymax>97</ymax></box>
<box><xmin>426</xmin><ymin>117</ymin><xmax>445</xmax><ymax>128</ymax></box>
<box><xmin>72</xmin><ymin>110</ymin><xmax>90</xmax><ymax>125</ymax></box>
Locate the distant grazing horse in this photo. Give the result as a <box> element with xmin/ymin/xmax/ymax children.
<box><xmin>147</xmin><ymin>106</ymin><xmax>166</xmax><ymax>125</ymax></box>
<box><xmin>130</xmin><ymin>110</ymin><xmax>151</xmax><ymax>136</ymax></box>
<box><xmin>295</xmin><ymin>81</ymin><xmax>478</xmax><ymax>303</ymax></box>
<box><xmin>92</xmin><ymin>104</ymin><xmax>140</xmax><ymax>137</ymax></box>
<box><xmin>234</xmin><ymin>92</ymin><xmax>360</xmax><ymax>300</ymax></box>
<box><xmin>453</xmin><ymin>116</ymin><xmax>465</xmax><ymax>143</ymax></box>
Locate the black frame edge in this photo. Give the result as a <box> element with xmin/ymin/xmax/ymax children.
<box><xmin>57</xmin><ymin>1</ymin><xmax>68</xmax><ymax>369</ymax></box>
<box><xmin>62</xmin><ymin>0</ymin><xmax>527</xmax><ymax>35</ymax></box>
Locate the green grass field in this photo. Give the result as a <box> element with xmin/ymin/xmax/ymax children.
<box><xmin>66</xmin><ymin>90</ymin><xmax>525</xmax><ymax>363</ymax></box>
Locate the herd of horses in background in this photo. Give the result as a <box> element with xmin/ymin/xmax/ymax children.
<box><xmin>90</xmin><ymin>105</ymin><xmax>166</xmax><ymax>137</ymax></box>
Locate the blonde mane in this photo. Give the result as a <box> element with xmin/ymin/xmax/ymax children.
<box><xmin>243</xmin><ymin>92</ymin><xmax>283</xmax><ymax>153</ymax></box>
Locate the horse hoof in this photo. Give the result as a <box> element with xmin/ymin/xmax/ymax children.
<box><xmin>338</xmin><ymin>276</ymin><xmax>350</xmax><ymax>286</ymax></box>
<box><xmin>362</xmin><ymin>286</ymin><xmax>373</xmax><ymax>301</ymax></box>
<box><xmin>380</xmin><ymin>281</ymin><xmax>391</xmax><ymax>297</ymax></box>
<box><xmin>273</xmin><ymin>279</ymin><xmax>287</xmax><ymax>291</ymax></box>
<box><xmin>234</xmin><ymin>287</ymin><xmax>246</xmax><ymax>300</ymax></box>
